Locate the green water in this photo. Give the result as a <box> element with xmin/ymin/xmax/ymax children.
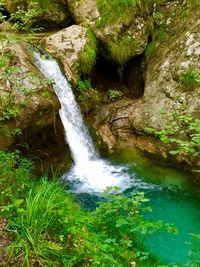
<box><xmin>109</xmin><ymin>146</ymin><xmax>200</xmax><ymax>265</ymax></box>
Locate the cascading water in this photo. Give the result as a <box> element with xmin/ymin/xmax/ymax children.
<box><xmin>34</xmin><ymin>53</ymin><xmax>151</xmax><ymax>193</ymax></box>
<box><xmin>34</xmin><ymin>53</ymin><xmax>200</xmax><ymax>265</ymax></box>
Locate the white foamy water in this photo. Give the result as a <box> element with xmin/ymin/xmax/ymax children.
<box><xmin>34</xmin><ymin>53</ymin><xmax>152</xmax><ymax>193</ymax></box>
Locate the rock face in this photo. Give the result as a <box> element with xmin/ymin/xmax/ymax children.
<box><xmin>0</xmin><ymin>40</ymin><xmax>60</xmax><ymax>150</ymax></box>
<box><xmin>67</xmin><ymin>0</ymin><xmax>151</xmax><ymax>64</ymax></box>
<box><xmin>95</xmin><ymin>7</ymin><xmax>200</xmax><ymax>175</ymax></box>
<box><xmin>44</xmin><ymin>25</ymin><xmax>95</xmax><ymax>82</ymax></box>
<box><xmin>130</xmin><ymin>8</ymin><xmax>200</xmax><ymax>133</ymax></box>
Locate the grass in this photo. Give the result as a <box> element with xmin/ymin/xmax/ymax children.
<box><xmin>1</xmin><ymin>150</ymin><xmax>199</xmax><ymax>266</ymax></box>
<box><xmin>0</xmin><ymin>150</ymin><xmax>176</xmax><ymax>266</ymax></box>
<box><xmin>8</xmin><ymin>179</ymin><xmax>77</xmax><ymax>266</ymax></box>
<box><xmin>97</xmin><ymin>0</ymin><xmax>138</xmax><ymax>27</ymax></box>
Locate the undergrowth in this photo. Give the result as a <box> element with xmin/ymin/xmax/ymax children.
<box><xmin>0</xmin><ymin>151</ymin><xmax>177</xmax><ymax>267</ymax></box>
<box><xmin>145</xmin><ymin>110</ymin><xmax>200</xmax><ymax>167</ymax></box>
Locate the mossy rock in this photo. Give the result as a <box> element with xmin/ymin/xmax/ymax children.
<box><xmin>44</xmin><ymin>25</ymin><xmax>98</xmax><ymax>82</ymax></box>
<box><xmin>67</xmin><ymin>0</ymin><xmax>152</xmax><ymax>64</ymax></box>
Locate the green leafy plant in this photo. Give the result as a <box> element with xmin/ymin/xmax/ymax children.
<box><xmin>187</xmin><ymin>234</ymin><xmax>200</xmax><ymax>266</ymax></box>
<box><xmin>0</xmin><ymin>156</ymin><xmax>177</xmax><ymax>267</ymax></box>
<box><xmin>77</xmin><ymin>79</ymin><xmax>91</xmax><ymax>92</ymax></box>
<box><xmin>10</xmin><ymin>7</ymin><xmax>43</xmax><ymax>33</ymax></box>
<box><xmin>145</xmin><ymin>111</ymin><xmax>200</xmax><ymax>158</ymax></box>
<box><xmin>8</xmin><ymin>179</ymin><xmax>70</xmax><ymax>266</ymax></box>
<box><xmin>108</xmin><ymin>89</ymin><xmax>123</xmax><ymax>101</ymax></box>
<box><xmin>8</xmin><ymin>0</ymin><xmax>53</xmax><ymax>32</ymax></box>
<box><xmin>179</xmin><ymin>68</ymin><xmax>200</xmax><ymax>89</ymax></box>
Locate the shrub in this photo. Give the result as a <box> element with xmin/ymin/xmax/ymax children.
<box><xmin>145</xmin><ymin>111</ymin><xmax>200</xmax><ymax>158</ymax></box>
<box><xmin>188</xmin><ymin>234</ymin><xmax>200</xmax><ymax>266</ymax></box>
<box><xmin>179</xmin><ymin>68</ymin><xmax>200</xmax><ymax>89</ymax></box>
<box><xmin>8</xmin><ymin>179</ymin><xmax>75</xmax><ymax>266</ymax></box>
<box><xmin>1</xmin><ymin>169</ymin><xmax>176</xmax><ymax>266</ymax></box>
<box><xmin>108</xmin><ymin>89</ymin><xmax>123</xmax><ymax>101</ymax></box>
<box><xmin>77</xmin><ymin>79</ymin><xmax>91</xmax><ymax>92</ymax></box>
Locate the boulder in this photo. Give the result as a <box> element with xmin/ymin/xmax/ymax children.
<box><xmin>67</xmin><ymin>0</ymin><xmax>152</xmax><ymax>64</ymax></box>
<box><xmin>44</xmin><ymin>25</ymin><xmax>97</xmax><ymax>81</ymax></box>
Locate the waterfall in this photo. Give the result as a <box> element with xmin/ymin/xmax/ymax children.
<box><xmin>35</xmin><ymin>53</ymin><xmax>151</xmax><ymax>193</ymax></box>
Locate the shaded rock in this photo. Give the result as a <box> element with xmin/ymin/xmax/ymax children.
<box><xmin>4</xmin><ymin>0</ymin><xmax>70</xmax><ymax>28</ymax></box>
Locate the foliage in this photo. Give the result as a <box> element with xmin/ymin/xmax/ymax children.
<box><xmin>187</xmin><ymin>234</ymin><xmax>200</xmax><ymax>266</ymax></box>
<box><xmin>0</xmin><ymin>0</ymin><xmax>5</xmax><ymax>23</ymax></box>
<box><xmin>0</xmin><ymin>151</ymin><xmax>177</xmax><ymax>266</ymax></box>
<box><xmin>78</xmin><ymin>27</ymin><xmax>98</xmax><ymax>74</ymax></box>
<box><xmin>77</xmin><ymin>79</ymin><xmax>91</xmax><ymax>92</ymax></box>
<box><xmin>7</xmin><ymin>0</ymin><xmax>53</xmax><ymax>32</ymax></box>
<box><xmin>76</xmin><ymin>79</ymin><xmax>100</xmax><ymax>113</ymax></box>
<box><xmin>145</xmin><ymin>111</ymin><xmax>200</xmax><ymax>159</ymax></box>
<box><xmin>179</xmin><ymin>68</ymin><xmax>200</xmax><ymax>89</ymax></box>
<box><xmin>0</xmin><ymin>151</ymin><xmax>32</xmax><ymax>208</ymax></box>
<box><xmin>10</xmin><ymin>8</ymin><xmax>43</xmax><ymax>33</ymax></box>
<box><xmin>8</xmin><ymin>180</ymin><xmax>73</xmax><ymax>267</ymax></box>
<box><xmin>108</xmin><ymin>89</ymin><xmax>123</xmax><ymax>101</ymax></box>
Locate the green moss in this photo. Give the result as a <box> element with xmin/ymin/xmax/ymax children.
<box><xmin>108</xmin><ymin>35</ymin><xmax>137</xmax><ymax>64</ymax></box>
<box><xmin>78</xmin><ymin>27</ymin><xmax>98</xmax><ymax>74</ymax></box>
<box><xmin>97</xmin><ymin>0</ymin><xmax>137</xmax><ymax>27</ymax></box>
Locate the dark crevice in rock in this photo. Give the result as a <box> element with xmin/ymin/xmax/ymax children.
<box><xmin>90</xmin><ymin>55</ymin><xmax>120</xmax><ymax>90</ymax></box>
<box><xmin>0</xmin><ymin>9</ymin><xmax>10</xmax><ymax>21</ymax></box>
<box><xmin>30</xmin><ymin>16</ymin><xmax>76</xmax><ymax>31</ymax></box>
<box><xmin>90</xmin><ymin>54</ymin><xmax>145</xmax><ymax>100</ymax></box>
<box><xmin>122</xmin><ymin>54</ymin><xmax>145</xmax><ymax>98</ymax></box>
